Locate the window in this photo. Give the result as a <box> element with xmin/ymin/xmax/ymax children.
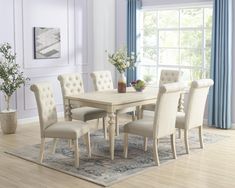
<box><xmin>137</xmin><ymin>5</ymin><xmax>213</xmax><ymax>86</ymax></box>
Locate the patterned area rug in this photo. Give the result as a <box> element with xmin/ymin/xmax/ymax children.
<box><xmin>6</xmin><ymin>128</ymin><xmax>228</xmax><ymax>187</ymax></box>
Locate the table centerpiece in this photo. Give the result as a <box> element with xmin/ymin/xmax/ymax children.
<box><xmin>108</xmin><ymin>47</ymin><xmax>136</xmax><ymax>93</ymax></box>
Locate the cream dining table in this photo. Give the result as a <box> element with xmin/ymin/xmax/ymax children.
<box><xmin>65</xmin><ymin>87</ymin><xmax>186</xmax><ymax>160</ymax></box>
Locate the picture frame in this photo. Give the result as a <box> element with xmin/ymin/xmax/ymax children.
<box><xmin>33</xmin><ymin>27</ymin><xmax>61</xmax><ymax>59</ymax></box>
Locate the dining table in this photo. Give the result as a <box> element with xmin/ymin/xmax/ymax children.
<box><xmin>65</xmin><ymin>87</ymin><xmax>186</xmax><ymax>160</ymax></box>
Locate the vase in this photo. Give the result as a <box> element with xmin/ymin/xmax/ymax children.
<box><xmin>118</xmin><ymin>73</ymin><xmax>127</xmax><ymax>93</ymax></box>
<box><xmin>4</xmin><ymin>95</ymin><xmax>11</xmax><ymax>111</ymax></box>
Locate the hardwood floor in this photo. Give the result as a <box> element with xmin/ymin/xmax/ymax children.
<box><xmin>0</xmin><ymin>117</ymin><xmax>235</xmax><ymax>188</ymax></box>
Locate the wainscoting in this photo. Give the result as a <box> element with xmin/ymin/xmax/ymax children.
<box><xmin>0</xmin><ymin>0</ymin><xmax>93</xmax><ymax>119</ymax></box>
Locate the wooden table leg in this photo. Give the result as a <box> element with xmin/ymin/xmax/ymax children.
<box><xmin>108</xmin><ymin>112</ymin><xmax>115</xmax><ymax>160</ymax></box>
<box><xmin>136</xmin><ymin>106</ymin><xmax>143</xmax><ymax>120</ymax></box>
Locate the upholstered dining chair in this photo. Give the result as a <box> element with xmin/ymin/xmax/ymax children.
<box><xmin>30</xmin><ymin>83</ymin><xmax>91</xmax><ymax>168</ymax></box>
<box><xmin>123</xmin><ymin>83</ymin><xmax>182</xmax><ymax>166</ymax></box>
<box><xmin>159</xmin><ymin>69</ymin><xmax>181</xmax><ymax>85</ymax></box>
<box><xmin>142</xmin><ymin>69</ymin><xmax>182</xmax><ymax>112</ymax></box>
<box><xmin>90</xmin><ymin>70</ymin><xmax>136</xmax><ymax>136</ymax></box>
<box><xmin>175</xmin><ymin>79</ymin><xmax>214</xmax><ymax>154</ymax></box>
<box><xmin>57</xmin><ymin>73</ymin><xmax>107</xmax><ymax>136</ymax></box>
<box><xmin>141</xmin><ymin>69</ymin><xmax>182</xmax><ymax>145</ymax></box>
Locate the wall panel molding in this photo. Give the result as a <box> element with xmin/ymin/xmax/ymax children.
<box><xmin>0</xmin><ymin>0</ymin><xmax>91</xmax><ymax>119</ymax></box>
<box><xmin>21</xmin><ymin>0</ymin><xmax>70</xmax><ymax>69</ymax></box>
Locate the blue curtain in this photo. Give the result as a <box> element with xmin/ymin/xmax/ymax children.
<box><xmin>126</xmin><ymin>0</ymin><xmax>142</xmax><ymax>85</ymax></box>
<box><xmin>208</xmin><ymin>0</ymin><xmax>233</xmax><ymax>129</ymax></box>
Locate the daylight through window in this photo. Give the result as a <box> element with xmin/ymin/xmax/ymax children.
<box><xmin>137</xmin><ymin>5</ymin><xmax>213</xmax><ymax>86</ymax></box>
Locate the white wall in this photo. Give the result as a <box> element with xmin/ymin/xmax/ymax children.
<box><xmin>116</xmin><ymin>0</ymin><xmax>127</xmax><ymax>49</ymax></box>
<box><xmin>92</xmin><ymin>0</ymin><xmax>116</xmax><ymax>85</ymax></box>
<box><xmin>0</xmin><ymin>0</ymin><xmax>116</xmax><ymax>121</ymax></box>
<box><xmin>0</xmin><ymin>0</ymin><xmax>93</xmax><ymax>119</ymax></box>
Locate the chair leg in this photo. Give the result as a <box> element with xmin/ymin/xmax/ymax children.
<box><xmin>131</xmin><ymin>111</ymin><xmax>136</xmax><ymax>121</ymax></box>
<box><xmin>144</xmin><ymin>137</ymin><xmax>148</xmax><ymax>151</ymax></box>
<box><xmin>51</xmin><ymin>138</ymin><xmax>58</xmax><ymax>154</ymax></box>
<box><xmin>74</xmin><ymin>138</ymin><xmax>79</xmax><ymax>168</ymax></box>
<box><xmin>39</xmin><ymin>138</ymin><xmax>45</xmax><ymax>163</ymax></box>
<box><xmin>103</xmin><ymin>117</ymin><xmax>108</xmax><ymax>140</ymax></box>
<box><xmin>96</xmin><ymin>118</ymin><xmax>100</xmax><ymax>129</ymax></box>
<box><xmin>184</xmin><ymin>130</ymin><xmax>190</xmax><ymax>154</ymax></box>
<box><xmin>153</xmin><ymin>138</ymin><xmax>160</xmax><ymax>166</ymax></box>
<box><xmin>123</xmin><ymin>133</ymin><xmax>128</xmax><ymax>158</ymax></box>
<box><xmin>199</xmin><ymin>126</ymin><xmax>204</xmax><ymax>149</ymax></box>
<box><xmin>171</xmin><ymin>134</ymin><xmax>177</xmax><ymax>159</ymax></box>
<box><xmin>178</xmin><ymin>128</ymin><xmax>182</xmax><ymax>139</ymax></box>
<box><xmin>69</xmin><ymin>140</ymin><xmax>73</xmax><ymax>148</ymax></box>
<box><xmin>84</xmin><ymin>132</ymin><xmax>91</xmax><ymax>158</ymax></box>
<box><xmin>115</xmin><ymin>115</ymin><xmax>119</xmax><ymax>136</ymax></box>
<box><xmin>140</xmin><ymin>108</ymin><xmax>144</xmax><ymax>119</ymax></box>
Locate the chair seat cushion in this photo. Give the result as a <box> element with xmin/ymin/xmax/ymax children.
<box><xmin>123</xmin><ymin>117</ymin><xmax>154</xmax><ymax>137</ymax></box>
<box><xmin>71</xmin><ymin>107</ymin><xmax>107</xmax><ymax>121</ymax></box>
<box><xmin>175</xmin><ymin>112</ymin><xmax>186</xmax><ymax>129</ymax></box>
<box><xmin>44</xmin><ymin>121</ymin><xmax>89</xmax><ymax>139</ymax></box>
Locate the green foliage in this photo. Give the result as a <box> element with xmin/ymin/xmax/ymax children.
<box><xmin>108</xmin><ymin>47</ymin><xmax>136</xmax><ymax>73</ymax></box>
<box><xmin>0</xmin><ymin>43</ymin><xmax>30</xmax><ymax>98</ymax></box>
<box><xmin>143</xmin><ymin>11</ymin><xmax>157</xmax><ymax>36</ymax></box>
<box><xmin>143</xmin><ymin>74</ymin><xmax>152</xmax><ymax>83</ymax></box>
<box><xmin>141</xmin><ymin>7</ymin><xmax>213</xmax><ymax>81</ymax></box>
<box><xmin>131</xmin><ymin>80</ymin><xmax>146</xmax><ymax>91</ymax></box>
<box><xmin>180</xmin><ymin>8</ymin><xmax>203</xmax><ymax>28</ymax></box>
<box><xmin>158</xmin><ymin>10</ymin><xmax>179</xmax><ymax>28</ymax></box>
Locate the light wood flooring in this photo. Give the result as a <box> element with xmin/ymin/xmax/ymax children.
<box><xmin>0</xmin><ymin>116</ymin><xmax>235</xmax><ymax>188</ymax></box>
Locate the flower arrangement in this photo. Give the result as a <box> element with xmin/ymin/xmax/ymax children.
<box><xmin>108</xmin><ymin>47</ymin><xmax>136</xmax><ymax>73</ymax></box>
<box><xmin>0</xmin><ymin>43</ymin><xmax>30</xmax><ymax>111</ymax></box>
<box><xmin>131</xmin><ymin>79</ymin><xmax>146</xmax><ymax>92</ymax></box>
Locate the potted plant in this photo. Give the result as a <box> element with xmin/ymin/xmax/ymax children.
<box><xmin>108</xmin><ymin>47</ymin><xmax>136</xmax><ymax>93</ymax></box>
<box><xmin>131</xmin><ymin>80</ymin><xmax>146</xmax><ymax>92</ymax></box>
<box><xmin>0</xmin><ymin>43</ymin><xmax>29</xmax><ymax>134</ymax></box>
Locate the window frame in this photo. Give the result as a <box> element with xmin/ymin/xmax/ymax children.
<box><xmin>137</xmin><ymin>3</ymin><xmax>213</xmax><ymax>86</ymax></box>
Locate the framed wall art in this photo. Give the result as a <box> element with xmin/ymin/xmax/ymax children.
<box><xmin>33</xmin><ymin>27</ymin><xmax>61</xmax><ymax>59</ymax></box>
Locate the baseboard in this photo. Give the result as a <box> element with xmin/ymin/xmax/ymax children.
<box><xmin>18</xmin><ymin>112</ymin><xmax>64</xmax><ymax>125</ymax></box>
<box><xmin>18</xmin><ymin>116</ymin><xmax>39</xmax><ymax>125</ymax></box>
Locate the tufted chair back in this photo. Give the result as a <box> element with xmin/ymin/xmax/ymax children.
<box><xmin>30</xmin><ymin>83</ymin><xmax>58</xmax><ymax>137</ymax></box>
<box><xmin>153</xmin><ymin>83</ymin><xmax>182</xmax><ymax>138</ymax></box>
<box><xmin>185</xmin><ymin>79</ymin><xmax>214</xmax><ymax>129</ymax></box>
<box><xmin>159</xmin><ymin>70</ymin><xmax>181</xmax><ymax>85</ymax></box>
<box><xmin>90</xmin><ymin>71</ymin><xmax>114</xmax><ymax>91</ymax></box>
<box><xmin>58</xmin><ymin>73</ymin><xmax>85</xmax><ymax>109</ymax></box>
<box><xmin>58</xmin><ymin>73</ymin><xmax>85</xmax><ymax>98</ymax></box>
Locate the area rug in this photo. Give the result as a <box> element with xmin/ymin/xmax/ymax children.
<box><xmin>6</xmin><ymin>129</ymin><xmax>228</xmax><ymax>187</ymax></box>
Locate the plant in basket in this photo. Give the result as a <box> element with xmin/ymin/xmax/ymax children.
<box><xmin>0</xmin><ymin>43</ymin><xmax>30</xmax><ymax>134</ymax></box>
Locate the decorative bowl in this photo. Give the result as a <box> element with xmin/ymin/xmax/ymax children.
<box><xmin>131</xmin><ymin>80</ymin><xmax>146</xmax><ymax>92</ymax></box>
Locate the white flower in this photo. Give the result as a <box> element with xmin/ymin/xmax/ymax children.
<box><xmin>108</xmin><ymin>47</ymin><xmax>137</xmax><ymax>73</ymax></box>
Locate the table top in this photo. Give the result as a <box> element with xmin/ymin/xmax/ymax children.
<box><xmin>65</xmin><ymin>87</ymin><xmax>159</xmax><ymax>106</ymax></box>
